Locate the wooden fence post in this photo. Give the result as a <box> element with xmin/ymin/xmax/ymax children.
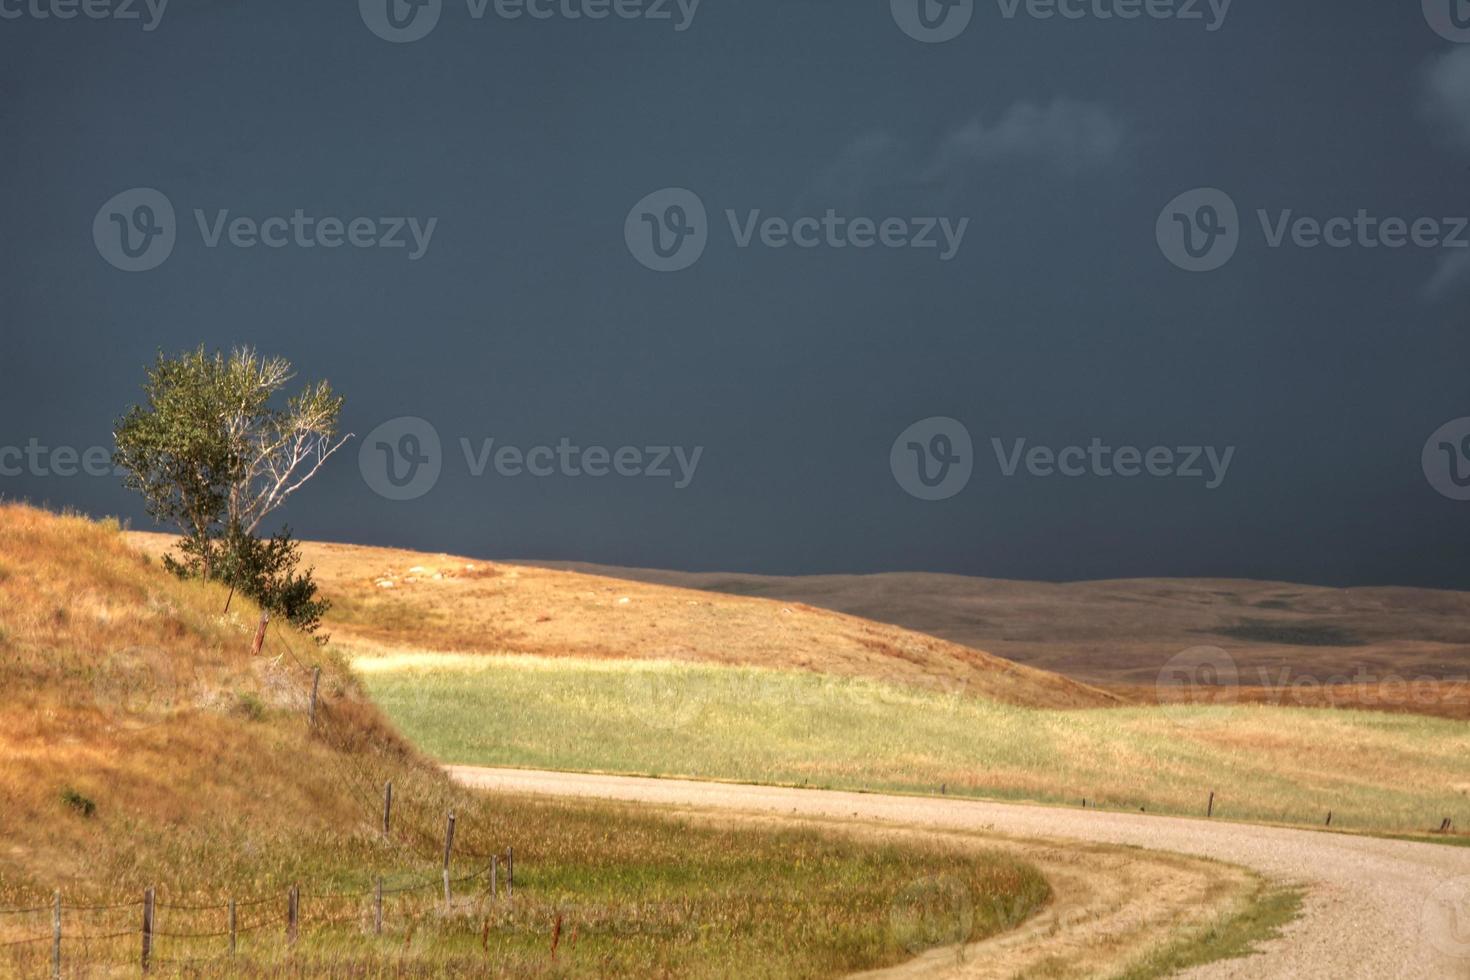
<box><xmin>382</xmin><ymin>782</ymin><xmax>393</xmax><ymax>837</ymax></box>
<box><xmin>141</xmin><ymin>887</ymin><xmax>154</xmax><ymax>974</ymax></box>
<box><xmin>443</xmin><ymin>870</ymin><xmax>452</xmax><ymax>912</ymax></box>
<box><xmin>250</xmin><ymin>612</ymin><xmax>270</xmax><ymax>656</ymax></box>
<box><xmin>228</xmin><ymin>899</ymin><xmax>237</xmax><ymax>956</ymax></box>
<box><xmin>51</xmin><ymin>889</ymin><xmax>60</xmax><ymax>980</ymax></box>
<box><xmin>443</xmin><ymin>812</ymin><xmax>456</xmax><ymax>871</ymax></box>
<box><xmin>1206</xmin><ymin>791</ymin><xmax>1215</xmax><ymax>819</ymax></box>
<box><xmin>1325</xmin><ymin>811</ymin><xmax>1333</xmax><ymax>827</ymax></box>
<box><xmin>287</xmin><ymin>885</ymin><xmax>299</xmax><ymax>946</ymax></box>
<box><xmin>308</xmin><ymin>667</ymin><xmax>322</xmax><ymax>726</ymax></box>
<box><xmin>374</xmin><ymin>878</ymin><xmax>383</xmax><ymax>936</ymax></box>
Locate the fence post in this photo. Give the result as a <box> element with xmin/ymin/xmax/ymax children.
<box><xmin>1325</xmin><ymin>811</ymin><xmax>1333</xmax><ymax>827</ymax></box>
<box><xmin>308</xmin><ymin>667</ymin><xmax>322</xmax><ymax>726</ymax></box>
<box><xmin>382</xmin><ymin>782</ymin><xmax>393</xmax><ymax>837</ymax></box>
<box><xmin>228</xmin><ymin>899</ymin><xmax>237</xmax><ymax>956</ymax></box>
<box><xmin>250</xmin><ymin>611</ymin><xmax>270</xmax><ymax>656</ymax></box>
<box><xmin>51</xmin><ymin>889</ymin><xmax>60</xmax><ymax>980</ymax></box>
<box><xmin>443</xmin><ymin>812</ymin><xmax>456</xmax><ymax>871</ymax></box>
<box><xmin>141</xmin><ymin>887</ymin><xmax>154</xmax><ymax>974</ymax></box>
<box><xmin>490</xmin><ymin>855</ymin><xmax>498</xmax><ymax>899</ymax></box>
<box><xmin>1206</xmin><ymin>791</ymin><xmax>1215</xmax><ymax>819</ymax></box>
<box><xmin>374</xmin><ymin>877</ymin><xmax>383</xmax><ymax>936</ymax></box>
<box><xmin>506</xmin><ymin>847</ymin><xmax>513</xmax><ymax>899</ymax></box>
<box><xmin>287</xmin><ymin>884</ymin><xmax>299</xmax><ymax>946</ymax></box>
<box><xmin>443</xmin><ymin>870</ymin><xmax>452</xmax><ymax>912</ymax></box>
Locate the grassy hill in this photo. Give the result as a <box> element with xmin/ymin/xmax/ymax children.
<box><xmin>118</xmin><ymin>531</ymin><xmax>1469</xmax><ymax>836</ymax></box>
<box><xmin>126</xmin><ymin>534</ymin><xmax>1120</xmax><ymax>710</ymax></box>
<box><xmin>2</xmin><ymin>506</ymin><xmax>1051</xmax><ymax>976</ymax></box>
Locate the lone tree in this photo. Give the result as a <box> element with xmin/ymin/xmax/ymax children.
<box><xmin>114</xmin><ymin>347</ymin><xmax>351</xmax><ymax>636</ymax></box>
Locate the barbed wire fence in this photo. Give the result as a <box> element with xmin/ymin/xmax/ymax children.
<box><xmin>0</xmin><ymin>613</ymin><xmax>521</xmax><ymax>976</ymax></box>
<box><xmin>0</xmin><ymin>864</ymin><xmax>507</xmax><ymax>975</ymax></box>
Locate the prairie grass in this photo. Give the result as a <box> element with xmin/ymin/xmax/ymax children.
<box><xmin>353</xmin><ymin>652</ymin><xmax>1470</xmax><ymax>834</ymax></box>
<box><xmin>1107</xmin><ymin>885</ymin><xmax>1303</xmax><ymax>980</ymax></box>
<box><xmin>125</xmin><ymin>532</ymin><xmax>1120</xmax><ymax>711</ymax></box>
<box><xmin>0</xmin><ymin>505</ymin><xmax>1051</xmax><ymax>976</ymax></box>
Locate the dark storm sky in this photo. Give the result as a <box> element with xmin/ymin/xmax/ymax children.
<box><xmin>3</xmin><ymin>0</ymin><xmax>1469</xmax><ymax>587</ymax></box>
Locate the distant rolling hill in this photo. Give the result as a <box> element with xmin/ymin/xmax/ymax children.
<box><xmin>521</xmin><ymin>563</ymin><xmax>1470</xmax><ymax>716</ymax></box>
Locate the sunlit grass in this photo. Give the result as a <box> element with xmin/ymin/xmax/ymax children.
<box><xmin>0</xmin><ymin>505</ymin><xmax>1052</xmax><ymax>976</ymax></box>
<box><xmin>354</xmin><ymin>651</ymin><xmax>1470</xmax><ymax>833</ymax></box>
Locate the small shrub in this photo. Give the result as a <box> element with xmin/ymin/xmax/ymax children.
<box><xmin>60</xmin><ymin>787</ymin><xmax>97</xmax><ymax>818</ymax></box>
<box><xmin>233</xmin><ymin>692</ymin><xmax>266</xmax><ymax>722</ymax></box>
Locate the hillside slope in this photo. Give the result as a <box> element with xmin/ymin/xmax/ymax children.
<box><xmin>0</xmin><ymin>506</ymin><xmax>451</xmax><ymax>895</ymax></box>
<box><xmin>126</xmin><ymin>533</ymin><xmax>1120</xmax><ymax>710</ymax></box>
<box><xmin>2</xmin><ymin>507</ymin><xmax>1058</xmax><ymax>976</ymax></box>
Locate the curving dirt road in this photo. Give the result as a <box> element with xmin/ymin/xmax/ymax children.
<box><xmin>449</xmin><ymin>767</ymin><xmax>1470</xmax><ymax>979</ymax></box>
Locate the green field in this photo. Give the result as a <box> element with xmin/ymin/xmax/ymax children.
<box><xmin>354</xmin><ymin>652</ymin><xmax>1470</xmax><ymax>833</ymax></box>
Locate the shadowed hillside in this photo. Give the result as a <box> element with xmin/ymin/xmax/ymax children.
<box><xmin>514</xmin><ymin>564</ymin><xmax>1470</xmax><ymax>718</ymax></box>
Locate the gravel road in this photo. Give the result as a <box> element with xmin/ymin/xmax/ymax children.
<box><xmin>449</xmin><ymin>766</ymin><xmax>1470</xmax><ymax>979</ymax></box>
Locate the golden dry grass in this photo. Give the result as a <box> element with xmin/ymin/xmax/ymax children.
<box><xmin>125</xmin><ymin>533</ymin><xmax>1120</xmax><ymax>710</ymax></box>
<box><xmin>2</xmin><ymin>506</ymin><xmax>1056</xmax><ymax>977</ymax></box>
